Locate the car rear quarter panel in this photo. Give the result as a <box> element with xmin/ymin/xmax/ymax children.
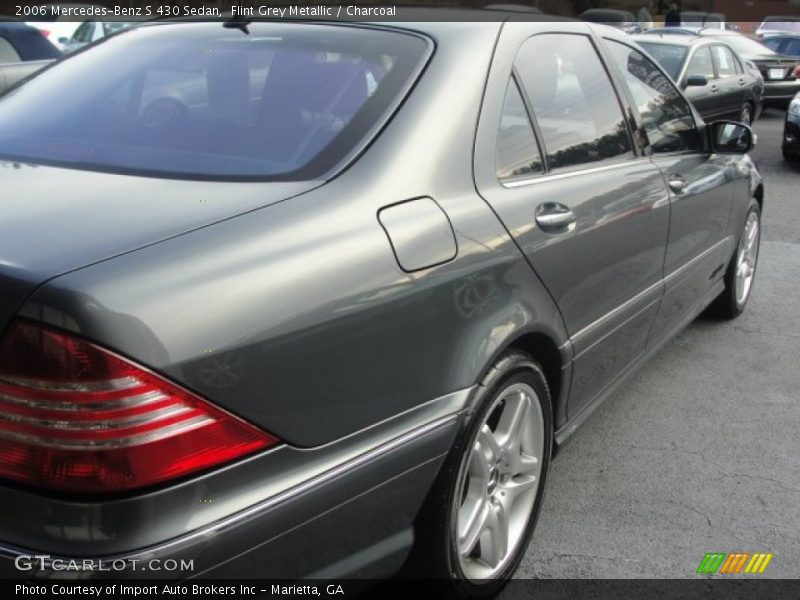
<box><xmin>17</xmin><ymin>22</ymin><xmax>569</xmax><ymax>450</ymax></box>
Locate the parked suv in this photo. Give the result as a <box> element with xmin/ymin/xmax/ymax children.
<box><xmin>0</xmin><ymin>15</ymin><xmax>762</xmax><ymax>596</ymax></box>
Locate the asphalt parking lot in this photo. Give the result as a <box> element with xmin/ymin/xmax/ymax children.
<box><xmin>511</xmin><ymin>109</ymin><xmax>800</xmax><ymax>580</ymax></box>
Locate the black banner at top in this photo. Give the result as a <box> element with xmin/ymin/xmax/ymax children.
<box><xmin>0</xmin><ymin>0</ymin><xmax>799</xmax><ymax>24</ymax></box>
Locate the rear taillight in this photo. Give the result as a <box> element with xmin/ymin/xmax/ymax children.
<box><xmin>0</xmin><ymin>320</ymin><xmax>277</xmax><ymax>493</ymax></box>
<box><xmin>38</xmin><ymin>29</ymin><xmax>51</xmax><ymax>38</ymax></box>
<box><xmin>793</xmin><ymin>65</ymin><xmax>800</xmax><ymax>78</ymax></box>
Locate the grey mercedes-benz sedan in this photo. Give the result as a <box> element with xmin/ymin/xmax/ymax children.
<box><xmin>0</xmin><ymin>12</ymin><xmax>762</xmax><ymax>597</ymax></box>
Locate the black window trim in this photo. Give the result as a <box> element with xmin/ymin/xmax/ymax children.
<box><xmin>602</xmin><ymin>36</ymin><xmax>706</xmax><ymax>158</ymax></box>
<box><xmin>495</xmin><ymin>72</ymin><xmax>548</xmax><ymax>184</ymax></box>
<box><xmin>505</xmin><ymin>31</ymin><xmax>640</xmax><ymax>183</ymax></box>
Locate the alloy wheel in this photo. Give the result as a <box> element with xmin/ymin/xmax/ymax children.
<box><xmin>735</xmin><ymin>211</ymin><xmax>760</xmax><ymax>306</ymax></box>
<box><xmin>453</xmin><ymin>382</ymin><xmax>544</xmax><ymax>581</ymax></box>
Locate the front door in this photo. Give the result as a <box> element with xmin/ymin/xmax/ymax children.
<box><xmin>604</xmin><ymin>39</ymin><xmax>739</xmax><ymax>343</ymax></box>
<box><xmin>474</xmin><ymin>27</ymin><xmax>671</xmax><ymax>419</ymax></box>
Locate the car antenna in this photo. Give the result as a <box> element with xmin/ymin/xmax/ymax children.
<box><xmin>224</xmin><ymin>15</ymin><xmax>251</xmax><ymax>34</ymax></box>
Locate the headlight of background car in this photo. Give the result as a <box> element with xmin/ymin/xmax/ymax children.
<box><xmin>788</xmin><ymin>97</ymin><xmax>800</xmax><ymax>124</ymax></box>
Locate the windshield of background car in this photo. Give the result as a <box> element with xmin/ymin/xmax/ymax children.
<box><xmin>636</xmin><ymin>42</ymin><xmax>688</xmax><ymax>79</ymax></box>
<box><xmin>761</xmin><ymin>20</ymin><xmax>800</xmax><ymax>33</ymax></box>
<box><xmin>719</xmin><ymin>35</ymin><xmax>776</xmax><ymax>56</ymax></box>
<box><xmin>0</xmin><ymin>23</ymin><xmax>430</xmax><ymax>180</ymax></box>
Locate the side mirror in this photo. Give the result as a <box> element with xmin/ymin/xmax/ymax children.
<box><xmin>685</xmin><ymin>74</ymin><xmax>708</xmax><ymax>87</ymax></box>
<box><xmin>710</xmin><ymin>120</ymin><xmax>754</xmax><ymax>154</ymax></box>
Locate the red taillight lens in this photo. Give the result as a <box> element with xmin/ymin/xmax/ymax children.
<box><xmin>793</xmin><ymin>65</ymin><xmax>800</xmax><ymax>78</ymax></box>
<box><xmin>0</xmin><ymin>320</ymin><xmax>277</xmax><ymax>493</ymax></box>
<box><xmin>38</xmin><ymin>29</ymin><xmax>51</xmax><ymax>38</ymax></box>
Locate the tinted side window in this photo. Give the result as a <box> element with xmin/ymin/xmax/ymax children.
<box><xmin>515</xmin><ymin>34</ymin><xmax>633</xmax><ymax>171</ymax></box>
<box><xmin>606</xmin><ymin>40</ymin><xmax>701</xmax><ymax>154</ymax></box>
<box><xmin>72</xmin><ymin>22</ymin><xmax>93</xmax><ymax>43</ymax></box>
<box><xmin>686</xmin><ymin>46</ymin><xmax>715</xmax><ymax>79</ymax></box>
<box><xmin>712</xmin><ymin>45</ymin><xmax>737</xmax><ymax>77</ymax></box>
<box><xmin>496</xmin><ymin>79</ymin><xmax>543</xmax><ymax>180</ymax></box>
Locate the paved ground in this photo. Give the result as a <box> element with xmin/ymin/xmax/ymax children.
<box><xmin>512</xmin><ymin>109</ymin><xmax>800</xmax><ymax>580</ymax></box>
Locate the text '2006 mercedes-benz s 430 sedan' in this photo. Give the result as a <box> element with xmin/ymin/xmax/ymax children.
<box><xmin>0</xmin><ymin>12</ymin><xmax>763</xmax><ymax>597</ymax></box>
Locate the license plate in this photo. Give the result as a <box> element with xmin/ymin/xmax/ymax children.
<box><xmin>769</xmin><ymin>68</ymin><xmax>786</xmax><ymax>80</ymax></box>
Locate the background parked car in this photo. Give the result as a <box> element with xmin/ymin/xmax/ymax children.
<box><xmin>761</xmin><ymin>32</ymin><xmax>800</xmax><ymax>73</ymax></box>
<box><xmin>680</xmin><ymin>29</ymin><xmax>800</xmax><ymax>109</ymax></box>
<box><xmin>633</xmin><ymin>34</ymin><xmax>763</xmax><ymax>124</ymax></box>
<box><xmin>784</xmin><ymin>91</ymin><xmax>800</xmax><ymax>160</ymax></box>
<box><xmin>0</xmin><ymin>19</ymin><xmax>59</xmax><ymax>63</ymax></box>
<box><xmin>679</xmin><ymin>11</ymin><xmax>738</xmax><ymax>31</ymax></box>
<box><xmin>754</xmin><ymin>16</ymin><xmax>800</xmax><ymax>40</ymax></box>
<box><xmin>59</xmin><ymin>20</ymin><xmax>133</xmax><ymax>53</ymax></box>
<box><xmin>580</xmin><ymin>9</ymin><xmax>642</xmax><ymax>34</ymax></box>
<box><xmin>26</xmin><ymin>3</ymin><xmax>108</xmax><ymax>51</ymax></box>
<box><xmin>0</xmin><ymin>21</ymin><xmax>59</xmax><ymax>94</ymax></box>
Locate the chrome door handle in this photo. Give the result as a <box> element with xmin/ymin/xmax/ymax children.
<box><xmin>668</xmin><ymin>173</ymin><xmax>688</xmax><ymax>193</ymax></box>
<box><xmin>535</xmin><ymin>202</ymin><xmax>576</xmax><ymax>233</ymax></box>
<box><xmin>710</xmin><ymin>84</ymin><xmax>720</xmax><ymax>93</ymax></box>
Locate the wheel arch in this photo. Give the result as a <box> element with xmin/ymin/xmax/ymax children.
<box><xmin>471</xmin><ymin>326</ymin><xmax>571</xmax><ymax>431</ymax></box>
<box><xmin>753</xmin><ymin>182</ymin><xmax>764</xmax><ymax>212</ymax></box>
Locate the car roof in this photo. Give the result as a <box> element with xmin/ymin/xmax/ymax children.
<box><xmin>631</xmin><ymin>33</ymin><xmax>710</xmax><ymax>47</ymax></box>
<box><xmin>581</xmin><ymin>8</ymin><xmax>635</xmax><ymax>19</ymax></box>
<box><xmin>151</xmin><ymin>9</ymin><xmax>576</xmax><ymax>32</ymax></box>
<box><xmin>761</xmin><ymin>16</ymin><xmax>800</xmax><ymax>22</ymax></box>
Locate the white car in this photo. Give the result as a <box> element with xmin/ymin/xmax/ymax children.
<box><xmin>25</xmin><ymin>3</ymin><xmax>107</xmax><ymax>51</ymax></box>
<box><xmin>754</xmin><ymin>16</ymin><xmax>800</xmax><ymax>39</ymax></box>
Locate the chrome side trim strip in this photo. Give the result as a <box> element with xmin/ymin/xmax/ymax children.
<box><xmin>123</xmin><ymin>413</ymin><xmax>459</xmax><ymax>558</ymax></box>
<box><xmin>0</xmin><ymin>389</ymin><xmax>469</xmax><ymax>561</ymax></box>
<box><xmin>570</xmin><ymin>236</ymin><xmax>731</xmax><ymax>347</ymax></box>
<box><xmin>664</xmin><ymin>237</ymin><xmax>731</xmax><ymax>286</ymax></box>
<box><xmin>571</xmin><ymin>279</ymin><xmax>663</xmax><ymax>345</ymax></box>
<box><xmin>503</xmin><ymin>157</ymin><xmax>653</xmax><ymax>189</ymax></box>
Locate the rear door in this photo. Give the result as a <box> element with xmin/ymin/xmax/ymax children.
<box><xmin>604</xmin><ymin>39</ymin><xmax>738</xmax><ymax>343</ymax></box>
<box><xmin>683</xmin><ymin>45</ymin><xmax>721</xmax><ymax>121</ymax></box>
<box><xmin>711</xmin><ymin>44</ymin><xmax>746</xmax><ymax>119</ymax></box>
<box><xmin>474</xmin><ymin>24</ymin><xmax>670</xmax><ymax>419</ymax></box>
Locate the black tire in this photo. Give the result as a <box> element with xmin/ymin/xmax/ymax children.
<box><xmin>707</xmin><ymin>199</ymin><xmax>761</xmax><ymax>319</ymax></box>
<box><xmin>783</xmin><ymin>149</ymin><xmax>799</xmax><ymax>162</ymax></box>
<box><xmin>402</xmin><ymin>349</ymin><xmax>553</xmax><ymax>599</ymax></box>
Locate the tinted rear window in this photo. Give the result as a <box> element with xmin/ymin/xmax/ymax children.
<box><xmin>0</xmin><ymin>23</ymin><xmax>429</xmax><ymax>180</ymax></box>
<box><xmin>637</xmin><ymin>42</ymin><xmax>688</xmax><ymax>79</ymax></box>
